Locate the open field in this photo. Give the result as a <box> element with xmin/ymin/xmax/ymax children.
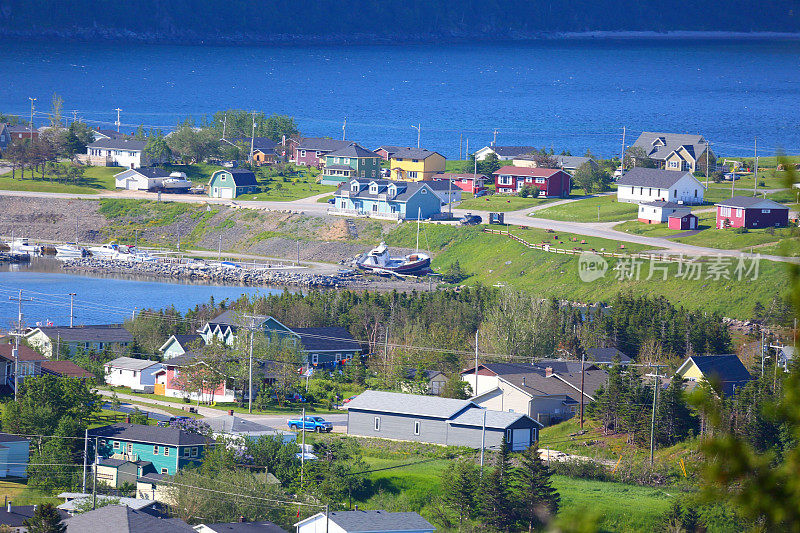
<box><xmin>236</xmin><ymin>181</ymin><xmax>336</xmax><ymax>201</ymax></box>
<box><xmin>0</xmin><ymin>165</ymin><xmax>120</xmax><ymax>194</ymax></box>
<box><xmin>531</xmin><ymin>194</ymin><xmax>638</xmax><ymax>222</ymax></box>
<box><xmin>612</xmin><ymin>220</ymin><xmax>686</xmax><ymax>238</ymax></box>
<box><xmin>385</xmin><ymin>223</ymin><xmax>790</xmax><ymax>318</ymax></box>
<box><xmin>0</xmin><ymin>480</ymin><xmax>61</xmax><ymax>507</ymax></box>
<box><xmin>457</xmin><ymin>194</ymin><xmax>556</xmax><ymax>212</ymax></box>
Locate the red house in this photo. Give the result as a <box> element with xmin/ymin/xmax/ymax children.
<box><xmin>493</xmin><ymin>166</ymin><xmax>571</xmax><ymax>197</ymax></box>
<box><xmin>668</xmin><ymin>212</ymin><xmax>699</xmax><ymax>230</ymax></box>
<box><xmin>152</xmin><ymin>354</ymin><xmax>236</xmax><ymax>403</ymax></box>
<box><xmin>715</xmin><ymin>197</ymin><xmax>789</xmax><ymax>229</ymax></box>
<box><xmin>432</xmin><ymin>173</ymin><xmax>488</xmax><ymax>194</ymax></box>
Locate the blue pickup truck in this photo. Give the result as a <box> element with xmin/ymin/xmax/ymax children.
<box><xmin>287</xmin><ymin>415</ymin><xmax>333</xmax><ymax>433</ymax></box>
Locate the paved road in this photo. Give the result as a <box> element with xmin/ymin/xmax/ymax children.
<box><xmin>1</xmin><ymin>188</ymin><xmax>797</xmax><ymax>264</ymax></box>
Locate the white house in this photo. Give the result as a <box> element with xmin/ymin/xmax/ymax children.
<box><xmin>0</xmin><ymin>433</ymin><xmax>30</xmax><ymax>478</ymax></box>
<box><xmin>103</xmin><ymin>357</ymin><xmax>163</xmax><ymax>393</ymax></box>
<box><xmin>82</xmin><ymin>139</ymin><xmax>153</xmax><ymax>169</ymax></box>
<box><xmin>114</xmin><ymin>167</ymin><xmax>172</xmax><ymax>191</ymax></box>
<box><xmin>296</xmin><ymin>510</ymin><xmax>435</xmax><ymax>533</ymax></box>
<box><xmin>637</xmin><ymin>200</ymin><xmax>692</xmax><ymax>224</ymax></box>
<box><xmin>25</xmin><ymin>325</ymin><xmax>133</xmax><ymax>359</ymax></box>
<box><xmin>474</xmin><ymin>145</ymin><xmax>536</xmax><ymax>161</ymax></box>
<box><xmin>617</xmin><ymin>168</ymin><xmax>705</xmax><ymax>205</ymax></box>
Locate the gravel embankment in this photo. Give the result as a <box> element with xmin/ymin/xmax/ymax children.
<box><xmin>0</xmin><ymin>196</ymin><xmax>108</xmax><ymax>241</ymax></box>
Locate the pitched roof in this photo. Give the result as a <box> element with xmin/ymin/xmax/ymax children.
<box><xmin>87</xmin><ymin>138</ymin><xmax>147</xmax><ymax>151</ymax></box>
<box><xmin>297</xmin><ymin>138</ymin><xmax>354</xmax><ymax>152</ymax></box>
<box><xmin>448</xmin><ymin>407</ymin><xmax>541</xmax><ymax>429</ymax></box>
<box><xmin>345</xmin><ymin>390</ymin><xmax>472</xmax><ymax>419</ymax></box>
<box><xmin>639</xmin><ymin>200</ymin><xmax>691</xmax><ymax>209</ymax></box>
<box><xmin>405</xmin><ymin>368</ymin><xmax>444</xmax><ymax>381</ymax></box>
<box><xmin>197</xmin><ymin>521</ymin><xmax>288</xmax><ymax>533</ymax></box>
<box><xmin>159</xmin><ymin>353</ymin><xmax>200</xmax><ymax>367</ymax></box>
<box><xmin>493</xmin><ymin>165</ymin><xmax>562</xmax><ymax>177</ymax></box>
<box><xmin>679</xmin><ymin>355</ymin><xmax>751</xmax><ymax>396</ymax></box>
<box><xmin>41</xmin><ymin>360</ymin><xmax>95</xmax><ymax>378</ymax></box>
<box><xmin>375</xmin><ymin>145</ymin><xmax>405</xmax><ymax>155</ymax></box>
<box><xmin>230</xmin><ymin>136</ymin><xmax>277</xmax><ymax>152</ymax></box>
<box><xmin>485</xmin><ymin>146</ymin><xmax>537</xmax><ymax>157</ymax></box>
<box><xmin>0</xmin><ymin>432</ymin><xmax>29</xmax><ymax>443</ymax></box>
<box><xmin>325</xmin><ymin>143</ymin><xmax>378</xmax><ymax>158</ymax></box>
<box><xmin>57</xmin><ymin>494</ymin><xmax>157</xmax><ymax>513</ymax></box>
<box><xmin>631</xmin><ymin>132</ymin><xmax>709</xmax><ymax>162</ymax></box>
<box><xmin>585</xmin><ymin>347</ymin><xmax>631</xmax><ymax>364</ymax></box>
<box><xmin>301</xmin><ymin>510</ymin><xmax>435</xmax><ymax>532</ymax></box>
<box><xmin>466</xmin><ymin>362</ymin><xmax>605</xmax><ymax>400</ymax></box>
<box><xmin>204</xmin><ymin>415</ymin><xmax>285</xmax><ymax>436</ymax></box>
<box><xmin>125</xmin><ymin>167</ymin><xmax>173</xmax><ymax>179</ymax></box>
<box><xmin>616</xmin><ymin>167</ymin><xmax>694</xmax><ymax>188</ymax></box>
<box><xmin>0</xmin><ymin>506</ymin><xmax>69</xmax><ymax>527</ymax></box>
<box><xmin>87</xmin><ymin>423</ymin><xmax>208</xmax><ymax>446</ymax></box>
<box><xmin>715</xmin><ymin>196</ymin><xmax>788</xmax><ymax>210</ymax></box>
<box><xmin>335</xmin><ymin>179</ymin><xmax>436</xmax><ymax>203</ymax></box>
<box><xmin>0</xmin><ymin>344</ymin><xmax>45</xmax><ymax>362</ymax></box>
<box><xmin>389</xmin><ymin>147</ymin><xmax>442</xmax><ymax>160</ymax></box>
<box><xmin>94</xmin><ymin>129</ymin><xmax>127</xmax><ymax>140</ymax></box>
<box><xmin>214</xmin><ymin>169</ymin><xmax>259</xmax><ymax>187</ymax></box>
<box><xmin>64</xmin><ymin>505</ymin><xmax>194</xmax><ymax>533</ymax></box>
<box><xmin>105</xmin><ymin>357</ymin><xmax>162</xmax><ymax>371</ymax></box>
<box><xmin>293</xmin><ymin>327</ymin><xmax>362</xmax><ymax>352</ymax></box>
<box><xmin>28</xmin><ymin>325</ymin><xmax>133</xmax><ymax>343</ymax></box>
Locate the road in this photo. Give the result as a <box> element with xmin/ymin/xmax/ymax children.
<box><xmin>0</xmin><ymin>188</ymin><xmax>797</xmax><ymax>264</ymax></box>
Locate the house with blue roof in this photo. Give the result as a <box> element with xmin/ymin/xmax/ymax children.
<box><xmin>676</xmin><ymin>354</ymin><xmax>751</xmax><ymax>397</ymax></box>
<box><xmin>330</xmin><ymin>178</ymin><xmax>442</xmax><ymax>221</ymax></box>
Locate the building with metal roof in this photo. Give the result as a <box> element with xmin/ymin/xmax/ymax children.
<box><xmin>296</xmin><ymin>510</ymin><xmax>435</xmax><ymax>533</ymax></box>
<box><xmin>616</xmin><ymin>168</ymin><xmax>705</xmax><ymax>205</ymax></box>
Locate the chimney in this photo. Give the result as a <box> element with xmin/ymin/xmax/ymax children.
<box><xmin>238</xmin><ymin>515</ymin><xmax>246</xmax><ymax>523</ymax></box>
<box><xmin>545</xmin><ymin>367</ymin><xmax>553</xmax><ymax>377</ymax></box>
<box><xmin>228</xmin><ymin>409</ymin><xmax>234</xmax><ymax>416</ymax></box>
<box><xmin>521</xmin><ymin>377</ymin><xmax>526</xmax><ymax>387</ymax></box>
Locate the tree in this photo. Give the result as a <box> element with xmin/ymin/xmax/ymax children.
<box><xmin>573</xmin><ymin>161</ymin><xmax>610</xmax><ymax>195</ymax></box>
<box><xmin>624</xmin><ymin>146</ymin><xmax>657</xmax><ymax>168</ymax></box>
<box><xmin>166</xmin><ymin>125</ymin><xmax>218</xmax><ymax>163</ymax></box>
<box><xmin>263</xmin><ymin>114</ymin><xmax>299</xmax><ymax>142</ymax></box>
<box><xmin>511</xmin><ymin>444</ymin><xmax>560</xmax><ymax>532</ymax></box>
<box><xmin>144</xmin><ymin>132</ymin><xmax>171</xmax><ymax>164</ymax></box>
<box><xmin>23</xmin><ymin>503</ymin><xmax>65</xmax><ymax>533</ymax></box>
<box><xmin>441</xmin><ymin>260</ymin><xmax>468</xmax><ymax>284</ymax></box>
<box><xmin>28</xmin><ymin>439</ymin><xmax>77</xmax><ymax>494</ymax></box>
<box><xmin>48</xmin><ymin>93</ymin><xmax>64</xmax><ymax>129</ymax></box>
<box><xmin>478</xmin><ymin>152</ymin><xmax>502</xmax><ymax>175</ymax></box>
<box><xmin>440</xmin><ymin>459</ymin><xmax>479</xmax><ymax>527</ymax></box>
<box><xmin>440</xmin><ymin>373</ymin><xmax>471</xmax><ymax>399</ymax></box>
<box><xmin>480</xmin><ymin>436</ymin><xmax>514</xmax><ymax>531</ymax></box>
<box><xmin>527</xmin><ymin>149</ymin><xmax>560</xmax><ymax>169</ymax></box>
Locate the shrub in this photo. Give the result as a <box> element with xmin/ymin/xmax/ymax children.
<box><xmin>733</xmin><ymin>227</ymin><xmax>749</xmax><ymax>234</ymax></box>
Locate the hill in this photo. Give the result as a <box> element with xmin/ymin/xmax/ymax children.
<box><xmin>2</xmin><ymin>1</ymin><xmax>799</xmax><ymax>44</ymax></box>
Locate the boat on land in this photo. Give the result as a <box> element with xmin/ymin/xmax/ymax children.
<box><xmin>355</xmin><ymin>242</ymin><xmax>431</xmax><ymax>275</ymax></box>
<box><xmin>161</xmin><ymin>171</ymin><xmax>192</xmax><ymax>192</ymax></box>
<box><xmin>55</xmin><ymin>244</ymin><xmax>88</xmax><ymax>259</ymax></box>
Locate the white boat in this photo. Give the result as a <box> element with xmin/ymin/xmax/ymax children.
<box><xmin>55</xmin><ymin>244</ymin><xmax>87</xmax><ymax>259</ymax></box>
<box><xmin>355</xmin><ymin>242</ymin><xmax>431</xmax><ymax>275</ymax></box>
<box><xmin>161</xmin><ymin>171</ymin><xmax>192</xmax><ymax>191</ymax></box>
<box><xmin>5</xmin><ymin>238</ymin><xmax>40</xmax><ymax>254</ymax></box>
<box><xmin>88</xmin><ymin>243</ymin><xmax>121</xmax><ymax>259</ymax></box>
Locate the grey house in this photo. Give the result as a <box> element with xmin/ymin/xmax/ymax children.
<box><xmin>346</xmin><ymin>390</ymin><xmax>541</xmax><ymax>451</ymax></box>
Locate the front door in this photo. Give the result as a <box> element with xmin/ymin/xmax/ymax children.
<box><xmin>154</xmin><ymin>383</ymin><xmax>165</xmax><ymax>396</ymax></box>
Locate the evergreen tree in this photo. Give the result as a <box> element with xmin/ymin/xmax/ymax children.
<box><xmin>655</xmin><ymin>376</ymin><xmax>697</xmax><ymax>446</ymax></box>
<box><xmin>511</xmin><ymin>444</ymin><xmax>560</xmax><ymax>532</ymax></box>
<box><xmin>480</xmin><ymin>436</ymin><xmax>514</xmax><ymax>531</ymax></box>
<box><xmin>23</xmin><ymin>504</ymin><xmax>65</xmax><ymax>533</ymax></box>
<box><xmin>440</xmin><ymin>459</ymin><xmax>478</xmax><ymax>527</ymax></box>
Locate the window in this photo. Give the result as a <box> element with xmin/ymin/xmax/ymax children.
<box><xmin>315</xmin><ymin>151</ymin><xmax>321</xmax><ymax>157</ymax></box>
<box><xmin>343</xmin><ymin>158</ymin><xmax>350</xmax><ymax>164</ymax></box>
<box><xmin>374</xmin><ymin>417</ymin><xmax>381</xmax><ymax>431</ymax></box>
<box><xmin>191</xmin><ymin>447</ymin><xmax>198</xmax><ymax>458</ymax></box>
<box><xmin>126</xmin><ymin>443</ymin><xmax>133</xmax><ymax>454</ymax></box>
<box><xmin>412</xmin><ymin>159</ymin><xmax>419</xmax><ymax>163</ymax></box>
<box><xmin>720</xmin><ymin>206</ymin><xmax>731</xmax><ymax>217</ymax></box>
<box><xmin>408</xmin><ymin>171</ymin><xmax>418</xmax><ymax>179</ymax></box>
<box><xmin>161</xmin><ymin>468</ymin><xmax>168</xmax><ymax>475</ymax></box>
<box><xmin>311</xmin><ymin>354</ymin><xmax>319</xmax><ymax>365</ymax></box>
<box><xmin>762</xmin><ymin>209</ymin><xmax>771</xmax><ymax>214</ymax></box>
<box><xmin>163</xmin><ymin>447</ymin><xmax>170</xmax><ymax>457</ymax></box>
<box><xmin>413</xmin><ymin>421</ymin><xmax>420</xmax><ymax>435</ymax></box>
<box><xmin>335</xmin><ymin>353</ymin><xmax>342</xmax><ymax>362</ymax></box>
<box><xmin>694</xmin><ymin>189</ymin><xmax>698</xmax><ymax>197</ymax></box>
<box><xmin>153</xmin><ymin>445</ymin><xmax>159</xmax><ymax>455</ymax></box>
<box><xmin>535</xmin><ymin>178</ymin><xmax>545</xmax><ymax>184</ymax></box>
<box><xmin>420</xmin><ymin>188</ymin><xmax>427</xmax><ymax>194</ymax></box>
<box><xmin>506</xmin><ymin>429</ymin><xmax>512</xmax><ymax>442</ymax></box>
<box><xmin>183</xmin><ymin>447</ymin><xmax>190</xmax><ymax>457</ymax></box>
<box><xmin>300</xmin><ymin>150</ymin><xmax>306</xmax><ymax>157</ymax></box>
<box><xmin>370</xmin><ymin>185</ymin><xmax>378</xmax><ymax>193</ymax></box>
<box><xmin>113</xmin><ymin>441</ymin><xmax>120</xmax><ymax>450</ymax></box>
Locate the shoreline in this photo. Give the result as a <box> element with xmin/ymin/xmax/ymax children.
<box><xmin>4</xmin><ymin>30</ymin><xmax>800</xmax><ymax>47</ymax></box>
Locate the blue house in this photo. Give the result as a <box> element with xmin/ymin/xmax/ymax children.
<box><xmin>159</xmin><ymin>334</ymin><xmax>203</xmax><ymax>360</ymax></box>
<box><xmin>88</xmin><ymin>423</ymin><xmax>209</xmax><ymax>476</ymax></box>
<box><xmin>331</xmin><ymin>178</ymin><xmax>442</xmax><ymax>220</ymax></box>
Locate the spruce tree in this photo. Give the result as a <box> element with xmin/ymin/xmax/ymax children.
<box><xmin>23</xmin><ymin>504</ymin><xmax>65</xmax><ymax>533</ymax></box>
<box><xmin>480</xmin><ymin>436</ymin><xmax>513</xmax><ymax>531</ymax></box>
<box><xmin>440</xmin><ymin>459</ymin><xmax>478</xmax><ymax>527</ymax></box>
<box><xmin>512</xmin><ymin>444</ymin><xmax>560</xmax><ymax>532</ymax></box>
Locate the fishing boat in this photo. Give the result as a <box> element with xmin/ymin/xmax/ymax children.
<box><xmin>5</xmin><ymin>238</ymin><xmax>40</xmax><ymax>254</ymax></box>
<box><xmin>88</xmin><ymin>243</ymin><xmax>121</xmax><ymax>259</ymax></box>
<box><xmin>355</xmin><ymin>242</ymin><xmax>431</xmax><ymax>275</ymax></box>
<box><xmin>55</xmin><ymin>243</ymin><xmax>87</xmax><ymax>259</ymax></box>
<box><xmin>161</xmin><ymin>171</ymin><xmax>192</xmax><ymax>192</ymax></box>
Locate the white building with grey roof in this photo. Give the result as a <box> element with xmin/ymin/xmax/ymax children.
<box><xmin>103</xmin><ymin>356</ymin><xmax>163</xmax><ymax>392</ymax></box>
<box><xmin>81</xmin><ymin>138</ymin><xmax>159</xmax><ymax>169</ymax></box>
<box><xmin>296</xmin><ymin>510</ymin><xmax>435</xmax><ymax>533</ymax></box>
<box><xmin>26</xmin><ymin>324</ymin><xmax>133</xmax><ymax>358</ymax></box>
<box><xmin>616</xmin><ymin>167</ymin><xmax>705</xmax><ymax>205</ymax></box>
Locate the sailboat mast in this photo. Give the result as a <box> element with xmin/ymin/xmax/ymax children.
<box><xmin>416</xmin><ymin>207</ymin><xmax>421</xmax><ymax>253</ymax></box>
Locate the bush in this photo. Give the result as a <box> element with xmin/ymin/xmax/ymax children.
<box><xmin>733</xmin><ymin>227</ymin><xmax>749</xmax><ymax>234</ymax></box>
<box><xmin>549</xmin><ymin>459</ymin><xmax>612</xmax><ymax>481</ymax></box>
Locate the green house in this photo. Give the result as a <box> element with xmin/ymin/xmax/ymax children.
<box><xmin>89</xmin><ymin>423</ymin><xmax>209</xmax><ymax>476</ymax></box>
<box><xmin>208</xmin><ymin>169</ymin><xmax>259</xmax><ymax>199</ymax></box>
<box><xmin>320</xmin><ymin>143</ymin><xmax>382</xmax><ymax>185</ymax></box>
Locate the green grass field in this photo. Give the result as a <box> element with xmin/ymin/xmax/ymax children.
<box><xmin>531</xmin><ymin>194</ymin><xmax>638</xmax><ymax>222</ymax></box>
<box><xmin>612</xmin><ymin>220</ymin><xmax>686</xmax><ymax>238</ymax></box>
<box><xmin>457</xmin><ymin>194</ymin><xmax>556</xmax><ymax>212</ymax></box>
<box><xmin>235</xmin><ymin>181</ymin><xmax>336</xmax><ymax>201</ymax></box>
<box><xmin>0</xmin><ymin>165</ymin><xmax>120</xmax><ymax>194</ymax></box>
<box><xmin>0</xmin><ymin>480</ymin><xmax>61</xmax><ymax>507</ymax></box>
<box><xmin>384</xmin><ymin>223</ymin><xmax>790</xmax><ymax>318</ymax></box>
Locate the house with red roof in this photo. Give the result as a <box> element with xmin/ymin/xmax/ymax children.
<box><xmin>493</xmin><ymin>166</ymin><xmax>571</xmax><ymax>197</ymax></box>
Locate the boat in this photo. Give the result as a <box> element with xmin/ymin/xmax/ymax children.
<box><xmin>161</xmin><ymin>171</ymin><xmax>192</xmax><ymax>192</ymax></box>
<box><xmin>88</xmin><ymin>243</ymin><xmax>121</xmax><ymax>259</ymax></box>
<box><xmin>355</xmin><ymin>242</ymin><xmax>431</xmax><ymax>275</ymax></box>
<box><xmin>90</xmin><ymin>243</ymin><xmax>157</xmax><ymax>262</ymax></box>
<box><xmin>55</xmin><ymin>244</ymin><xmax>87</xmax><ymax>259</ymax></box>
<box><xmin>5</xmin><ymin>238</ymin><xmax>40</xmax><ymax>254</ymax></box>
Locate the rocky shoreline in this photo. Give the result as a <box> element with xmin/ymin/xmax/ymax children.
<box><xmin>61</xmin><ymin>259</ymin><xmax>354</xmax><ymax>288</ymax></box>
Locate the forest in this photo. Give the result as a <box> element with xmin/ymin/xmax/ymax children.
<box><xmin>2</xmin><ymin>1</ymin><xmax>799</xmax><ymax>43</ymax></box>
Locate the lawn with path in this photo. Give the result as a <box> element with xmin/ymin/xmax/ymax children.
<box><xmin>531</xmin><ymin>194</ymin><xmax>638</xmax><ymax>222</ymax></box>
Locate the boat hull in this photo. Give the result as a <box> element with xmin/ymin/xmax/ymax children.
<box><xmin>357</xmin><ymin>256</ymin><xmax>431</xmax><ymax>275</ymax></box>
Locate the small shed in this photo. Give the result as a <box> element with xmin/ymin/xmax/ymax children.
<box><xmin>668</xmin><ymin>212</ymin><xmax>699</xmax><ymax>230</ymax></box>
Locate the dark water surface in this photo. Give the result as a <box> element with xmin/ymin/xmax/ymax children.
<box><xmin>3</xmin><ymin>39</ymin><xmax>800</xmax><ymax>157</ymax></box>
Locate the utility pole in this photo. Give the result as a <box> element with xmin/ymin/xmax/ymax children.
<box><xmin>92</xmin><ymin>436</ymin><xmax>99</xmax><ymax>509</ymax></box>
<box><xmin>646</xmin><ymin>364</ymin><xmax>665</xmax><ymax>466</ymax></box>
<box><xmin>28</xmin><ymin>97</ymin><xmax>36</xmax><ymax>137</ymax></box>
<box><xmin>72</xmin><ymin>110</ymin><xmax>78</xmax><ymax>126</ymax></box>
<box><xmin>619</xmin><ymin>126</ymin><xmax>626</xmax><ymax>170</ymax></box>
<box><xmin>114</xmin><ymin>108</ymin><xmax>122</xmax><ymax>133</ymax></box>
<box><xmin>448</xmin><ymin>175</ymin><xmax>452</xmax><ymax>217</ymax></box>
<box><xmin>412</xmin><ymin>123</ymin><xmax>421</xmax><ymax>148</ymax></box>
<box><xmin>459</xmin><ymin>133</ymin><xmax>463</xmax><ymax>160</ymax></box>
<box><xmin>492</xmin><ymin>129</ymin><xmax>499</xmax><ymax>146</ymax></box>
<box><xmin>82</xmin><ymin>429</ymin><xmax>89</xmax><ymax>492</ymax></box>
<box><xmin>242</xmin><ymin>315</ymin><xmax>260</xmax><ymax>414</ymax></box>
<box><xmin>300</xmin><ymin>406</ymin><xmax>306</xmax><ymax>488</ymax></box>
<box><xmin>9</xmin><ymin>290</ymin><xmax>32</xmax><ymax>401</ymax></box>
<box><xmin>705</xmin><ymin>141</ymin><xmax>711</xmax><ymax>188</ymax></box>
<box><xmin>753</xmin><ymin>137</ymin><xmax>758</xmax><ymax>197</ymax></box>
<box><xmin>68</xmin><ymin>292</ymin><xmax>76</xmax><ymax>328</ymax></box>
<box><xmin>479</xmin><ymin>407</ymin><xmax>487</xmax><ymax>478</ymax></box>
<box><xmin>222</xmin><ymin>113</ymin><xmax>227</xmax><ymax>140</ymax></box>
<box><xmin>731</xmin><ymin>161</ymin><xmax>735</xmax><ymax>198</ymax></box>
<box><xmin>249</xmin><ymin>111</ymin><xmax>257</xmax><ymax>163</ymax></box>
<box><xmin>474</xmin><ymin>329</ymin><xmax>479</xmax><ymax>395</ymax></box>
<box><xmin>342</xmin><ymin>117</ymin><xmax>346</xmax><ymax>141</ymax></box>
<box><xmin>579</xmin><ymin>348</ymin><xmax>586</xmax><ymax>429</ymax></box>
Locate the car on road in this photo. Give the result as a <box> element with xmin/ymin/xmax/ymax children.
<box><xmin>157</xmin><ymin>416</ymin><xmax>193</xmax><ymax>427</ymax></box>
<box><xmin>459</xmin><ymin>213</ymin><xmax>482</xmax><ymax>226</ymax></box>
<box><xmin>474</xmin><ymin>189</ymin><xmax>489</xmax><ymax>198</ymax></box>
<box><xmin>287</xmin><ymin>415</ymin><xmax>333</xmax><ymax>432</ymax></box>
<box><xmin>343</xmin><ymin>395</ymin><xmax>358</xmax><ymax>404</ymax></box>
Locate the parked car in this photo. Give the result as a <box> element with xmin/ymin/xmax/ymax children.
<box><xmin>287</xmin><ymin>415</ymin><xmax>333</xmax><ymax>432</ymax></box>
<box><xmin>474</xmin><ymin>189</ymin><xmax>489</xmax><ymax>198</ymax></box>
<box><xmin>327</xmin><ymin>197</ymin><xmax>335</xmax><ymax>204</ymax></box>
<box><xmin>343</xmin><ymin>395</ymin><xmax>358</xmax><ymax>404</ymax></box>
<box><xmin>459</xmin><ymin>213</ymin><xmax>482</xmax><ymax>226</ymax></box>
<box><xmin>157</xmin><ymin>416</ymin><xmax>193</xmax><ymax>427</ymax></box>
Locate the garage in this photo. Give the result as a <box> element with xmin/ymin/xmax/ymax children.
<box><xmin>511</xmin><ymin>428</ymin><xmax>532</xmax><ymax>451</ymax></box>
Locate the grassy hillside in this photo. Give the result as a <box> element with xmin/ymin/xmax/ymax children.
<box><xmin>383</xmin><ymin>223</ymin><xmax>789</xmax><ymax>318</ymax></box>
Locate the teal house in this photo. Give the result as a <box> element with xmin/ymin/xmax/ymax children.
<box><xmin>158</xmin><ymin>333</ymin><xmax>203</xmax><ymax>360</ymax></box>
<box><xmin>208</xmin><ymin>169</ymin><xmax>259</xmax><ymax>199</ymax></box>
<box><xmin>320</xmin><ymin>143</ymin><xmax>382</xmax><ymax>185</ymax></box>
<box><xmin>89</xmin><ymin>423</ymin><xmax>208</xmax><ymax>476</ymax></box>
<box><xmin>331</xmin><ymin>178</ymin><xmax>442</xmax><ymax>220</ymax></box>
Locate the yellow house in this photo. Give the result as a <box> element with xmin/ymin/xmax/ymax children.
<box><xmin>675</xmin><ymin>355</ymin><xmax>751</xmax><ymax>397</ymax></box>
<box><xmin>389</xmin><ymin>148</ymin><xmax>446</xmax><ymax>181</ymax></box>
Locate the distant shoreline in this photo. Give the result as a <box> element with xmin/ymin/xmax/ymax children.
<box><xmin>4</xmin><ymin>30</ymin><xmax>800</xmax><ymax>46</ymax></box>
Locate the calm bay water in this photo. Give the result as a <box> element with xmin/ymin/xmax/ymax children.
<box><xmin>3</xmin><ymin>39</ymin><xmax>800</xmax><ymax>157</ymax></box>
<box><xmin>0</xmin><ymin>258</ymin><xmax>278</xmax><ymax>328</ymax></box>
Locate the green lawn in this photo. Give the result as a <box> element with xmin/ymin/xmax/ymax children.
<box><xmin>316</xmin><ymin>194</ymin><xmax>334</xmax><ymax>203</ymax></box>
<box><xmin>458</xmin><ymin>194</ymin><xmax>557</xmax><ymax>212</ymax></box>
<box><xmin>0</xmin><ymin>165</ymin><xmax>120</xmax><ymax>194</ymax></box>
<box><xmin>672</xmin><ymin>213</ymin><xmax>799</xmax><ymax>250</ymax></box>
<box><xmin>235</xmin><ymin>181</ymin><xmax>336</xmax><ymax>201</ymax></box>
<box><xmin>0</xmin><ymin>480</ymin><xmax>61</xmax><ymax>507</ymax></box>
<box><xmin>531</xmin><ymin>194</ymin><xmax>638</xmax><ymax>222</ymax></box>
<box><xmin>613</xmin><ymin>220</ymin><xmax>685</xmax><ymax>238</ymax></box>
<box><xmin>383</xmin><ymin>223</ymin><xmax>790</xmax><ymax>318</ymax></box>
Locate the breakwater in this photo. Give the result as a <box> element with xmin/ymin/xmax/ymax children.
<box><xmin>60</xmin><ymin>259</ymin><xmax>353</xmax><ymax>288</ymax></box>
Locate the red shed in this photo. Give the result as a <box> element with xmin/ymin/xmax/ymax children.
<box><xmin>668</xmin><ymin>212</ymin><xmax>698</xmax><ymax>230</ymax></box>
<box><xmin>493</xmin><ymin>166</ymin><xmax>571</xmax><ymax>197</ymax></box>
<box><xmin>715</xmin><ymin>197</ymin><xmax>789</xmax><ymax>229</ymax></box>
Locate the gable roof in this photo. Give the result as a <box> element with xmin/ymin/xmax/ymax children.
<box><xmin>230</xmin><ymin>136</ymin><xmax>277</xmax><ymax>152</ymax></box>
<box><xmin>104</xmin><ymin>356</ymin><xmax>162</xmax><ymax>371</ymax></box>
<box><xmin>212</xmin><ymin>169</ymin><xmax>259</xmax><ymax>187</ymax></box>
<box><xmin>389</xmin><ymin>147</ymin><xmax>442</xmax><ymax>160</ymax></box>
<box><xmin>346</xmin><ymin>390</ymin><xmax>473</xmax><ymax>419</ymax></box>
<box><xmin>87</xmin><ymin>139</ymin><xmax>147</xmax><ymax>151</ymax></box>
<box><xmin>493</xmin><ymin>165</ymin><xmax>562</xmax><ymax>178</ymax></box>
<box><xmin>617</xmin><ymin>167</ymin><xmax>695</xmax><ymax>188</ymax></box>
<box><xmin>297</xmin><ymin>510</ymin><xmax>435</xmax><ymax>532</ymax></box>
<box><xmin>204</xmin><ymin>415</ymin><xmax>283</xmax><ymax>436</ymax></box>
<box><xmin>484</xmin><ymin>146</ymin><xmax>537</xmax><ymax>157</ymax></box>
<box><xmin>159</xmin><ymin>333</ymin><xmax>203</xmax><ymax>353</ymax></box>
<box><xmin>41</xmin><ymin>360</ymin><xmax>95</xmax><ymax>378</ymax></box>
<box><xmin>448</xmin><ymin>407</ymin><xmax>542</xmax><ymax>429</ymax></box>
<box><xmin>125</xmin><ymin>167</ymin><xmax>173</xmax><ymax>179</ymax></box>
<box><xmin>715</xmin><ymin>196</ymin><xmax>788</xmax><ymax>210</ymax></box>
<box><xmin>375</xmin><ymin>145</ymin><xmax>405</xmax><ymax>156</ymax></box>
<box><xmin>64</xmin><ymin>505</ymin><xmax>194</xmax><ymax>533</ymax></box>
<box><xmin>293</xmin><ymin>327</ymin><xmax>361</xmax><ymax>352</ymax></box>
<box><xmin>0</xmin><ymin>432</ymin><xmax>29</xmax><ymax>444</ymax></box>
<box><xmin>632</xmin><ymin>132</ymin><xmax>709</xmax><ymax>162</ymax></box>
<box><xmin>28</xmin><ymin>324</ymin><xmax>133</xmax><ymax>344</ymax></box>
<box><xmin>0</xmin><ymin>505</ymin><xmax>68</xmax><ymax>527</ymax></box>
<box><xmin>0</xmin><ymin>344</ymin><xmax>46</xmax><ymax>362</ymax></box>
<box><xmin>677</xmin><ymin>355</ymin><xmax>751</xmax><ymax>396</ymax></box>
<box><xmin>405</xmin><ymin>368</ymin><xmax>445</xmax><ymax>381</ymax></box>
<box><xmin>87</xmin><ymin>423</ymin><xmax>208</xmax><ymax>446</ymax></box>
<box><xmin>297</xmin><ymin>138</ymin><xmax>354</xmax><ymax>152</ymax></box>
<box><xmin>197</xmin><ymin>521</ymin><xmax>288</xmax><ymax>533</ymax></box>
<box><xmin>336</xmin><ymin>179</ymin><xmax>437</xmax><ymax>204</ymax></box>
<box><xmin>325</xmin><ymin>143</ymin><xmax>378</xmax><ymax>159</ymax></box>
<box><xmin>586</xmin><ymin>347</ymin><xmax>631</xmax><ymax>364</ymax></box>
<box><xmin>465</xmin><ymin>362</ymin><xmax>606</xmax><ymax>400</ymax></box>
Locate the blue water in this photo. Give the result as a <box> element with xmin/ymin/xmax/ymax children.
<box><xmin>0</xmin><ymin>263</ymin><xmax>277</xmax><ymax>328</ymax></box>
<box><xmin>3</xmin><ymin>40</ymin><xmax>800</xmax><ymax>158</ymax></box>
